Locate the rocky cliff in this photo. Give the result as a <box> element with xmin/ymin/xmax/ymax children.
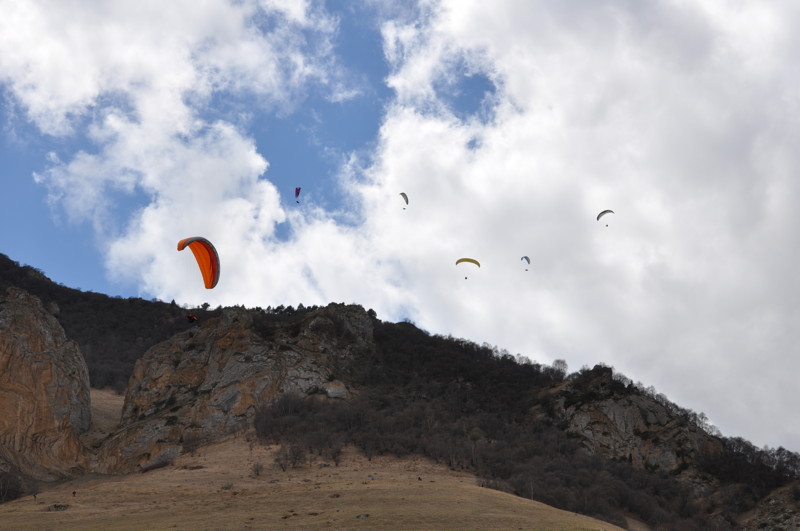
<box><xmin>0</xmin><ymin>288</ymin><xmax>91</xmax><ymax>481</ymax></box>
<box><xmin>549</xmin><ymin>366</ymin><xmax>724</xmax><ymax>478</ymax></box>
<box><xmin>96</xmin><ymin>304</ymin><xmax>374</xmax><ymax>473</ymax></box>
<box><xmin>738</xmin><ymin>481</ymin><xmax>800</xmax><ymax>530</ymax></box>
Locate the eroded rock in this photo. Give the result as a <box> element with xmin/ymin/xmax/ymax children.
<box><xmin>0</xmin><ymin>288</ymin><xmax>90</xmax><ymax>480</ymax></box>
<box><xmin>552</xmin><ymin>366</ymin><xmax>724</xmax><ymax>477</ymax></box>
<box><xmin>96</xmin><ymin>304</ymin><xmax>373</xmax><ymax>473</ymax></box>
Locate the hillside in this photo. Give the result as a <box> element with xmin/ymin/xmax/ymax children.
<box><xmin>1</xmin><ymin>252</ymin><xmax>799</xmax><ymax>530</ymax></box>
<box><xmin>0</xmin><ymin>390</ymin><xmax>625</xmax><ymax>531</ymax></box>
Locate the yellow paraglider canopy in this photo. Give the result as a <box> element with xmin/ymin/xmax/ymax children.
<box><xmin>455</xmin><ymin>258</ymin><xmax>480</xmax><ymax>267</ymax></box>
<box><xmin>177</xmin><ymin>237</ymin><xmax>220</xmax><ymax>289</ymax></box>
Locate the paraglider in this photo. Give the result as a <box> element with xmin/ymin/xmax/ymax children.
<box><xmin>186</xmin><ymin>314</ymin><xmax>198</xmax><ymax>323</ymax></box>
<box><xmin>521</xmin><ymin>256</ymin><xmax>530</xmax><ymax>271</ymax></box>
<box><xmin>456</xmin><ymin>257</ymin><xmax>480</xmax><ymax>279</ymax></box>
<box><xmin>295</xmin><ymin>187</ymin><xmax>301</xmax><ymax>203</ymax></box>
<box><xmin>177</xmin><ymin>237</ymin><xmax>220</xmax><ymax>289</ymax></box>
<box><xmin>399</xmin><ymin>192</ymin><xmax>408</xmax><ymax>209</ymax></box>
<box><xmin>597</xmin><ymin>209</ymin><xmax>614</xmax><ymax>227</ymax></box>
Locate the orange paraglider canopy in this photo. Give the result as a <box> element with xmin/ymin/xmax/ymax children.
<box><xmin>177</xmin><ymin>237</ymin><xmax>220</xmax><ymax>289</ymax></box>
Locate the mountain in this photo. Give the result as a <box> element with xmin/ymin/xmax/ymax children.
<box><xmin>1</xmin><ymin>252</ymin><xmax>798</xmax><ymax>529</ymax></box>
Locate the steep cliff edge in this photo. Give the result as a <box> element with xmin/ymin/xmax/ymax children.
<box><xmin>96</xmin><ymin>304</ymin><xmax>374</xmax><ymax>473</ymax></box>
<box><xmin>0</xmin><ymin>288</ymin><xmax>91</xmax><ymax>481</ymax></box>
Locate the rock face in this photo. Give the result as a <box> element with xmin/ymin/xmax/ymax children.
<box><xmin>97</xmin><ymin>304</ymin><xmax>374</xmax><ymax>473</ymax></box>
<box><xmin>551</xmin><ymin>367</ymin><xmax>723</xmax><ymax>474</ymax></box>
<box><xmin>738</xmin><ymin>481</ymin><xmax>800</xmax><ymax>530</ymax></box>
<box><xmin>0</xmin><ymin>288</ymin><xmax>91</xmax><ymax>481</ymax></box>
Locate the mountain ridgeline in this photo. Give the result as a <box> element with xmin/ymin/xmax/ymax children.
<box><xmin>1</xmin><ymin>252</ymin><xmax>798</xmax><ymax>530</ymax></box>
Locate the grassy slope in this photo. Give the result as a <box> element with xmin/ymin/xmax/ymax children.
<box><xmin>0</xmin><ymin>391</ymin><xmax>626</xmax><ymax>531</ymax></box>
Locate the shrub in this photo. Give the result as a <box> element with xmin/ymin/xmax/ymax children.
<box><xmin>0</xmin><ymin>472</ymin><xmax>22</xmax><ymax>503</ymax></box>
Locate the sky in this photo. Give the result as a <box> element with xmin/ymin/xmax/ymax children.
<box><xmin>1</xmin><ymin>0</ymin><xmax>799</xmax><ymax>452</ymax></box>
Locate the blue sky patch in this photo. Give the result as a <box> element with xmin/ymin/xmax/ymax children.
<box><xmin>435</xmin><ymin>59</ymin><xmax>497</xmax><ymax>124</ymax></box>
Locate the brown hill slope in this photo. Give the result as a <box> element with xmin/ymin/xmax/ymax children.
<box><xmin>1</xmin><ymin>435</ymin><xmax>625</xmax><ymax>530</ymax></box>
<box><xmin>1</xmin><ymin>390</ymin><xmax>628</xmax><ymax>529</ymax></box>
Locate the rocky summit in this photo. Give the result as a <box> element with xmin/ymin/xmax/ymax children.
<box><xmin>96</xmin><ymin>303</ymin><xmax>373</xmax><ymax>473</ymax></box>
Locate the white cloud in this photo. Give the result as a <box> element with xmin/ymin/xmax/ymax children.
<box><xmin>3</xmin><ymin>0</ymin><xmax>800</xmax><ymax>452</ymax></box>
<box><xmin>353</xmin><ymin>0</ymin><xmax>800</xmax><ymax>450</ymax></box>
<box><xmin>0</xmin><ymin>0</ymin><xmax>343</xmax><ymax>277</ymax></box>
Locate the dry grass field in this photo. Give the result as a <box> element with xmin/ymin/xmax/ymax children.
<box><xmin>79</xmin><ymin>388</ymin><xmax>126</xmax><ymax>448</ymax></box>
<box><xmin>1</xmin><ymin>390</ymin><xmax>627</xmax><ymax>530</ymax></box>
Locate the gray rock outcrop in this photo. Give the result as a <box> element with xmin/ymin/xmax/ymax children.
<box><xmin>551</xmin><ymin>366</ymin><xmax>724</xmax><ymax>475</ymax></box>
<box><xmin>96</xmin><ymin>304</ymin><xmax>374</xmax><ymax>473</ymax></box>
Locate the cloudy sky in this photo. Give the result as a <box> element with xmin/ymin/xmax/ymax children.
<box><xmin>2</xmin><ymin>0</ymin><xmax>799</xmax><ymax>452</ymax></box>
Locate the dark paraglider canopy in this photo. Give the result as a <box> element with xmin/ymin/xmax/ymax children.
<box><xmin>597</xmin><ymin>209</ymin><xmax>614</xmax><ymax>227</ymax></box>
<box><xmin>295</xmin><ymin>187</ymin><xmax>301</xmax><ymax>203</ymax></box>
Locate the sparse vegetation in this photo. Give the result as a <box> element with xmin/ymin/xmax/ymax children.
<box><xmin>254</xmin><ymin>320</ymin><xmax>800</xmax><ymax>530</ymax></box>
<box><xmin>274</xmin><ymin>443</ymin><xmax>307</xmax><ymax>471</ymax></box>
